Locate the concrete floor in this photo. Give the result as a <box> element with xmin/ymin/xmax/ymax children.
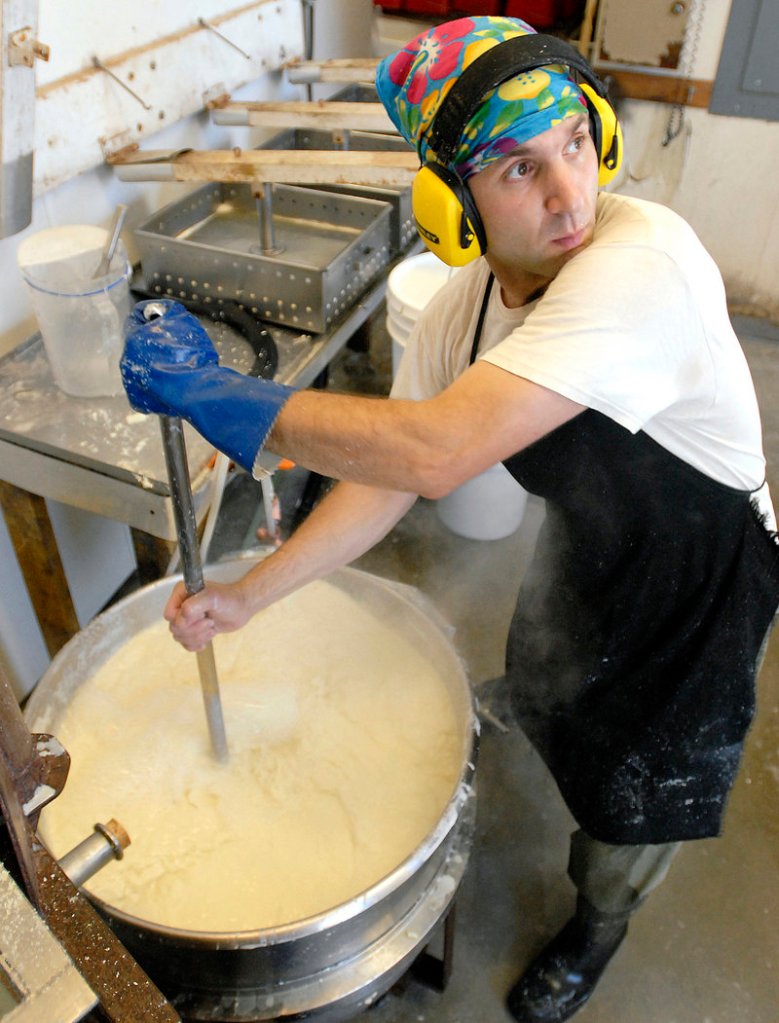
<box><xmin>205</xmin><ymin>309</ymin><xmax>779</xmax><ymax>1023</ymax></box>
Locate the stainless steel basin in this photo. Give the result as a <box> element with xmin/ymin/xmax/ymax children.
<box><xmin>26</xmin><ymin>557</ymin><xmax>478</xmax><ymax>1021</ymax></box>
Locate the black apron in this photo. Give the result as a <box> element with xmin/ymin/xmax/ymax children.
<box><xmin>472</xmin><ymin>275</ymin><xmax>779</xmax><ymax>845</ymax></box>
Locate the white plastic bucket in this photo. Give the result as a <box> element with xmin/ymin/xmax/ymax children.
<box><xmin>387</xmin><ymin>252</ymin><xmax>457</xmax><ymax>324</ymax></box>
<box><xmin>437</xmin><ymin>464</ymin><xmax>527</xmax><ymax>541</ymax></box>
<box><xmin>386</xmin><ymin>252</ymin><xmax>458</xmax><ymax>380</ymax></box>
<box><xmin>386</xmin><ymin>303</ymin><xmax>416</xmax><ymax>338</ymax></box>
<box><xmin>18</xmin><ymin>225</ymin><xmax>131</xmax><ymax>398</ymax></box>
<box><xmin>387</xmin><ymin>315</ymin><xmax>410</xmax><ymax>379</ymax></box>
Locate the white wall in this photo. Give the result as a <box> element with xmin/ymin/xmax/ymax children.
<box><xmin>604</xmin><ymin>0</ymin><xmax>779</xmax><ymax>321</ymax></box>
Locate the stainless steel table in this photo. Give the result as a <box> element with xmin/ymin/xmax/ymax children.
<box><xmin>0</xmin><ymin>274</ymin><xmax>392</xmax><ymax>541</ymax></box>
<box><xmin>0</xmin><ymin>264</ymin><xmax>407</xmax><ymax>655</ymax></box>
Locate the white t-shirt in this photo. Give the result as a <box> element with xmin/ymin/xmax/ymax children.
<box><xmin>392</xmin><ymin>193</ymin><xmax>773</xmax><ymax>520</ymax></box>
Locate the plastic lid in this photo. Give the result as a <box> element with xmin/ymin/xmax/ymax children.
<box><xmin>387</xmin><ymin>252</ymin><xmax>459</xmax><ymax>319</ymax></box>
<box><xmin>17</xmin><ymin>225</ymin><xmax>108</xmax><ymax>269</ymax></box>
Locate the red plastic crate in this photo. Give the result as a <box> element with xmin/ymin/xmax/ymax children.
<box><xmin>404</xmin><ymin>0</ymin><xmax>453</xmax><ymax>12</ymax></box>
<box><xmin>453</xmin><ymin>1</ymin><xmax>504</xmax><ymax>12</ymax></box>
<box><xmin>374</xmin><ymin>1</ymin><xmax>506</xmax><ymax>17</ymax></box>
<box><xmin>504</xmin><ymin>0</ymin><xmax>581</xmax><ymax>28</ymax></box>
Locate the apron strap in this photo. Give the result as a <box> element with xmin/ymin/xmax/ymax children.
<box><xmin>468</xmin><ymin>272</ymin><xmax>495</xmax><ymax>367</ymax></box>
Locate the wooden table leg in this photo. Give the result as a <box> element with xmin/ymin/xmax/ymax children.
<box><xmin>0</xmin><ymin>482</ymin><xmax>80</xmax><ymax>657</ymax></box>
<box><xmin>130</xmin><ymin>528</ymin><xmax>176</xmax><ymax>584</ymax></box>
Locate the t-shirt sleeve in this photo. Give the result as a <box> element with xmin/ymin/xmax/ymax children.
<box><xmin>390</xmin><ymin>262</ymin><xmax>488</xmax><ymax>401</ymax></box>
<box><xmin>481</xmin><ymin>243</ymin><xmax>707</xmax><ymax>434</ymax></box>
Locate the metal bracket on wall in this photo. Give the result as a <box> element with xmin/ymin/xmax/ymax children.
<box><xmin>203</xmin><ymin>82</ymin><xmax>231</xmax><ymax>110</ymax></box>
<box><xmin>99</xmin><ymin>128</ymin><xmax>140</xmax><ymax>164</ymax></box>
<box><xmin>7</xmin><ymin>26</ymin><xmax>49</xmax><ymax>68</ymax></box>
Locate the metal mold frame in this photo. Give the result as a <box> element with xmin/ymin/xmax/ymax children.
<box><xmin>134</xmin><ymin>182</ymin><xmax>393</xmax><ymax>333</ymax></box>
<box><xmin>261</xmin><ymin>127</ymin><xmax>416</xmax><ymax>257</ymax></box>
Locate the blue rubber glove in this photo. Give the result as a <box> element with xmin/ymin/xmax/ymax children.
<box><xmin>121</xmin><ymin>299</ymin><xmax>295</xmax><ymax>475</ymax></box>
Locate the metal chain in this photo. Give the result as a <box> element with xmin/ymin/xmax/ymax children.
<box><xmin>663</xmin><ymin>0</ymin><xmax>706</xmax><ymax>146</ymax></box>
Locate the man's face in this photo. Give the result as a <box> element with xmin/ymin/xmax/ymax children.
<box><xmin>467</xmin><ymin>114</ymin><xmax>600</xmax><ymax>301</ymax></box>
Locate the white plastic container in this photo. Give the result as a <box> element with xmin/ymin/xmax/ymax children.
<box><xmin>437</xmin><ymin>464</ymin><xmax>527</xmax><ymax>541</ymax></box>
<box><xmin>386</xmin><ymin>314</ymin><xmax>410</xmax><ymax>379</ymax></box>
<box><xmin>386</xmin><ymin>252</ymin><xmax>458</xmax><ymax>379</ymax></box>
<box><xmin>17</xmin><ymin>225</ymin><xmax>132</xmax><ymax>399</ymax></box>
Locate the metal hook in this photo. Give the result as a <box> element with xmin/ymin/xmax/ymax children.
<box><xmin>92</xmin><ymin>57</ymin><xmax>152</xmax><ymax>111</ymax></box>
<box><xmin>198</xmin><ymin>17</ymin><xmax>251</xmax><ymax>60</ymax></box>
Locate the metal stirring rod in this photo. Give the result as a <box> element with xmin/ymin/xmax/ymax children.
<box><xmin>93</xmin><ymin>203</ymin><xmax>128</xmax><ymax>278</ymax></box>
<box><xmin>159</xmin><ymin>415</ymin><xmax>229</xmax><ymax>762</ymax></box>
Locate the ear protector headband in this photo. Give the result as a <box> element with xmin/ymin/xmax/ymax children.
<box><xmin>412</xmin><ymin>33</ymin><xmax>622</xmax><ymax>267</ymax></box>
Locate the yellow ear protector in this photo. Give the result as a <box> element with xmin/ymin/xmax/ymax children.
<box><xmin>412</xmin><ymin>33</ymin><xmax>622</xmax><ymax>267</ymax></box>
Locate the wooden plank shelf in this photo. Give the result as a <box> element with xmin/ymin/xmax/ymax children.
<box><xmin>110</xmin><ymin>147</ymin><xmax>419</xmax><ymax>186</ymax></box>
<box><xmin>212</xmin><ymin>99</ymin><xmax>398</xmax><ymax>131</ymax></box>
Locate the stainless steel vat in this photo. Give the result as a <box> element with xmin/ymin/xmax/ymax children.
<box><xmin>26</xmin><ymin>558</ymin><xmax>478</xmax><ymax>1021</ymax></box>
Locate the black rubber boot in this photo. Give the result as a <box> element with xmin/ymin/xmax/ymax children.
<box><xmin>506</xmin><ymin>896</ymin><xmax>631</xmax><ymax>1023</ymax></box>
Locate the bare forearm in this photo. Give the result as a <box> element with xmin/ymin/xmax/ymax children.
<box><xmin>237</xmin><ymin>481</ymin><xmax>416</xmax><ymax>616</ymax></box>
<box><xmin>165</xmin><ymin>482</ymin><xmax>414</xmax><ymax>651</ymax></box>
<box><xmin>266</xmin><ymin>390</ymin><xmax>448</xmax><ymax>495</ymax></box>
<box><xmin>265</xmin><ymin>364</ymin><xmax>585</xmax><ymax>499</ymax></box>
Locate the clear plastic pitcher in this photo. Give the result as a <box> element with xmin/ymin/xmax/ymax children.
<box><xmin>17</xmin><ymin>225</ymin><xmax>132</xmax><ymax>399</ymax></box>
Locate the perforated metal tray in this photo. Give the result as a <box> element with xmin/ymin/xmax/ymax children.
<box><xmin>135</xmin><ymin>183</ymin><xmax>393</xmax><ymax>333</ymax></box>
<box><xmin>262</xmin><ymin>128</ymin><xmax>416</xmax><ymax>256</ymax></box>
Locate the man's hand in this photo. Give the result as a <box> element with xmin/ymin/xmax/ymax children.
<box><xmin>120</xmin><ymin>299</ymin><xmax>295</xmax><ymax>475</ymax></box>
<box><xmin>164</xmin><ymin>580</ymin><xmax>253</xmax><ymax>652</ymax></box>
<box><xmin>121</xmin><ymin>299</ymin><xmax>219</xmax><ymax>417</ymax></box>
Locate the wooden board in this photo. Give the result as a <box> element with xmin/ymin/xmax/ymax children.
<box><xmin>285</xmin><ymin>57</ymin><xmax>381</xmax><ymax>85</ymax></box>
<box><xmin>111</xmin><ymin>147</ymin><xmax>419</xmax><ymax>186</ymax></box>
<box><xmin>597</xmin><ymin>67</ymin><xmax>713</xmax><ymax>108</ymax></box>
<box><xmin>212</xmin><ymin>100</ymin><xmax>397</xmax><ymax>132</ymax></box>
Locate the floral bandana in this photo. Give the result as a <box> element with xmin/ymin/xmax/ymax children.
<box><xmin>375</xmin><ymin>15</ymin><xmax>587</xmax><ymax>179</ymax></box>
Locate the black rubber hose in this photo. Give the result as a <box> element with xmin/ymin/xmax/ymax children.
<box><xmin>130</xmin><ymin>289</ymin><xmax>279</xmax><ymax>381</ymax></box>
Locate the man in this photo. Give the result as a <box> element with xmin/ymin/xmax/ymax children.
<box><xmin>121</xmin><ymin>16</ymin><xmax>779</xmax><ymax>1023</ymax></box>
